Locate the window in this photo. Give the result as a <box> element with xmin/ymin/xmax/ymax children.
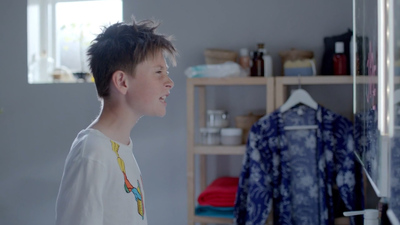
<box><xmin>27</xmin><ymin>0</ymin><xmax>122</xmax><ymax>83</ymax></box>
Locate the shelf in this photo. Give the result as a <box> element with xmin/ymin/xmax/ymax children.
<box><xmin>187</xmin><ymin>77</ymin><xmax>269</xmax><ymax>86</ymax></box>
<box><xmin>187</xmin><ymin>75</ymin><xmax>399</xmax><ymax>86</ymax></box>
<box><xmin>186</xmin><ymin>76</ymin><xmax>275</xmax><ymax>225</ymax></box>
<box><xmin>276</xmin><ymin>75</ymin><xmax>353</xmax><ymax>85</ymax></box>
<box><xmin>354</xmin><ymin>75</ymin><xmax>400</xmax><ymax>84</ymax></box>
<box><xmin>194</xmin><ymin>145</ymin><xmax>246</xmax><ymax>155</ymax></box>
<box><xmin>276</xmin><ymin>75</ymin><xmax>400</xmax><ymax>85</ymax></box>
<box><xmin>194</xmin><ymin>215</ymin><xmax>234</xmax><ymax>224</ymax></box>
<box><xmin>355</xmin><ymin>76</ymin><xmax>378</xmax><ymax>84</ymax></box>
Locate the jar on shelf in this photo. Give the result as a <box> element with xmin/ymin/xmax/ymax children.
<box><xmin>220</xmin><ymin>128</ymin><xmax>243</xmax><ymax>145</ymax></box>
<box><xmin>207</xmin><ymin>110</ymin><xmax>229</xmax><ymax>128</ymax></box>
<box><xmin>200</xmin><ymin>127</ymin><xmax>221</xmax><ymax>145</ymax></box>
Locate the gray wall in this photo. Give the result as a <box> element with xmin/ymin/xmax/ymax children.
<box><xmin>0</xmin><ymin>1</ymin><xmax>355</xmax><ymax>224</ymax></box>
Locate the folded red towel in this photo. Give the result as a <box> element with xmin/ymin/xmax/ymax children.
<box><xmin>197</xmin><ymin>177</ymin><xmax>239</xmax><ymax>207</ymax></box>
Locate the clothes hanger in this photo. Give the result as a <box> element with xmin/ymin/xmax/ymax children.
<box><xmin>280</xmin><ymin>75</ymin><xmax>318</xmax><ymax>130</ymax></box>
<box><xmin>280</xmin><ymin>76</ymin><xmax>318</xmax><ymax>113</ymax></box>
<box><xmin>280</xmin><ymin>89</ymin><xmax>318</xmax><ymax>112</ymax></box>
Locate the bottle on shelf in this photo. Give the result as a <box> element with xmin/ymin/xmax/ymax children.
<box><xmin>239</xmin><ymin>48</ymin><xmax>251</xmax><ymax>76</ymax></box>
<box><xmin>333</xmin><ymin>41</ymin><xmax>347</xmax><ymax>75</ymax></box>
<box><xmin>257</xmin><ymin>49</ymin><xmax>264</xmax><ymax>77</ymax></box>
<box><xmin>263</xmin><ymin>48</ymin><xmax>273</xmax><ymax>77</ymax></box>
<box><xmin>250</xmin><ymin>51</ymin><xmax>257</xmax><ymax>76</ymax></box>
<box><xmin>256</xmin><ymin>43</ymin><xmax>273</xmax><ymax>77</ymax></box>
<box><xmin>251</xmin><ymin>44</ymin><xmax>265</xmax><ymax>76</ymax></box>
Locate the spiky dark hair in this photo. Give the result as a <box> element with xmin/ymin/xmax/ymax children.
<box><xmin>87</xmin><ymin>19</ymin><xmax>177</xmax><ymax>98</ymax></box>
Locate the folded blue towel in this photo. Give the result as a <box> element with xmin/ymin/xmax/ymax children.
<box><xmin>195</xmin><ymin>205</ymin><xmax>234</xmax><ymax>218</ymax></box>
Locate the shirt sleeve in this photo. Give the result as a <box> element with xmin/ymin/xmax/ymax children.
<box><xmin>56</xmin><ymin>157</ymin><xmax>107</xmax><ymax>225</ymax></box>
<box><xmin>234</xmin><ymin>119</ymin><xmax>273</xmax><ymax>225</ymax></box>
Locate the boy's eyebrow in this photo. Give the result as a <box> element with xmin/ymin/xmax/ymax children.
<box><xmin>154</xmin><ymin>65</ymin><xmax>169</xmax><ymax>69</ymax></box>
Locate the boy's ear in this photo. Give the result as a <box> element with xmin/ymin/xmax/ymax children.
<box><xmin>111</xmin><ymin>70</ymin><xmax>129</xmax><ymax>95</ymax></box>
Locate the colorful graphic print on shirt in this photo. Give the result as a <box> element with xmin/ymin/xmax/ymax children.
<box><xmin>111</xmin><ymin>141</ymin><xmax>145</xmax><ymax>219</ymax></box>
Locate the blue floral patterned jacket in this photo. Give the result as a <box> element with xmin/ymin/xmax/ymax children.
<box><xmin>234</xmin><ymin>105</ymin><xmax>364</xmax><ymax>225</ymax></box>
<box><xmin>390</xmin><ymin>105</ymin><xmax>400</xmax><ymax>222</ymax></box>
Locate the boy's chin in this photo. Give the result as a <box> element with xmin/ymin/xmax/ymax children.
<box><xmin>145</xmin><ymin>108</ymin><xmax>166</xmax><ymax>118</ymax></box>
<box><xmin>153</xmin><ymin>111</ymin><xmax>166</xmax><ymax>118</ymax></box>
<box><xmin>157</xmin><ymin>112</ymin><xmax>167</xmax><ymax>118</ymax></box>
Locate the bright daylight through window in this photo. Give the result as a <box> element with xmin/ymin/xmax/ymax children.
<box><xmin>27</xmin><ymin>0</ymin><xmax>122</xmax><ymax>83</ymax></box>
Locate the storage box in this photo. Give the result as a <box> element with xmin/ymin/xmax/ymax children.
<box><xmin>279</xmin><ymin>48</ymin><xmax>314</xmax><ymax>76</ymax></box>
<box><xmin>283</xmin><ymin>59</ymin><xmax>316</xmax><ymax>76</ymax></box>
<box><xmin>204</xmin><ymin>48</ymin><xmax>238</xmax><ymax>65</ymax></box>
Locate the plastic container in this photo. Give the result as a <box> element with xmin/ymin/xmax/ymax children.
<box><xmin>200</xmin><ymin>128</ymin><xmax>221</xmax><ymax>145</ymax></box>
<box><xmin>220</xmin><ymin>128</ymin><xmax>242</xmax><ymax>145</ymax></box>
<box><xmin>207</xmin><ymin>110</ymin><xmax>229</xmax><ymax>128</ymax></box>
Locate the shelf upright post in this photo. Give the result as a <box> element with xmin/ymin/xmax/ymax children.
<box><xmin>186</xmin><ymin>79</ymin><xmax>196</xmax><ymax>225</ymax></box>
<box><xmin>275</xmin><ymin>77</ymin><xmax>288</xmax><ymax>107</ymax></box>
<box><xmin>266</xmin><ymin>77</ymin><xmax>275</xmax><ymax>113</ymax></box>
<box><xmin>198</xmin><ymin>85</ymin><xmax>207</xmax><ymax>225</ymax></box>
<box><xmin>198</xmin><ymin>85</ymin><xmax>208</xmax><ymax>194</ymax></box>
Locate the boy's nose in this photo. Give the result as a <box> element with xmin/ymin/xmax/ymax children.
<box><xmin>166</xmin><ymin>77</ymin><xmax>174</xmax><ymax>90</ymax></box>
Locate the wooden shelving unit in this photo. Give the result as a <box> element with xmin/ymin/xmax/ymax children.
<box><xmin>186</xmin><ymin>75</ymin><xmax>355</xmax><ymax>225</ymax></box>
<box><xmin>186</xmin><ymin>77</ymin><xmax>274</xmax><ymax>225</ymax></box>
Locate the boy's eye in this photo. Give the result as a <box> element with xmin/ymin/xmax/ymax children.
<box><xmin>156</xmin><ymin>70</ymin><xmax>169</xmax><ymax>75</ymax></box>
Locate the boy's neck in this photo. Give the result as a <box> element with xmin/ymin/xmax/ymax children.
<box><xmin>88</xmin><ymin>102</ymin><xmax>141</xmax><ymax>145</ymax></box>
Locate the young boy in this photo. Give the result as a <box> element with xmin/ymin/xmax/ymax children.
<box><xmin>55</xmin><ymin>19</ymin><xmax>177</xmax><ymax>225</ymax></box>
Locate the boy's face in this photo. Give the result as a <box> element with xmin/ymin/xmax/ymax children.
<box><xmin>126</xmin><ymin>51</ymin><xmax>174</xmax><ymax>117</ymax></box>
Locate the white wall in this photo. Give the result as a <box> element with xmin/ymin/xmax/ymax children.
<box><xmin>0</xmin><ymin>1</ymin><xmax>354</xmax><ymax>224</ymax></box>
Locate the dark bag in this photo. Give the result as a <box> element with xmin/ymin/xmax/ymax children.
<box><xmin>321</xmin><ymin>29</ymin><xmax>353</xmax><ymax>75</ymax></box>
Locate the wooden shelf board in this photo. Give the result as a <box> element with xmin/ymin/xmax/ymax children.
<box><xmin>277</xmin><ymin>75</ymin><xmax>399</xmax><ymax>85</ymax></box>
<box><xmin>187</xmin><ymin>75</ymin><xmax>400</xmax><ymax>86</ymax></box>
<box><xmin>355</xmin><ymin>76</ymin><xmax>378</xmax><ymax>84</ymax></box>
<box><xmin>194</xmin><ymin>145</ymin><xmax>246</xmax><ymax>155</ymax></box>
<box><xmin>276</xmin><ymin>75</ymin><xmax>353</xmax><ymax>85</ymax></box>
<box><xmin>354</xmin><ymin>76</ymin><xmax>400</xmax><ymax>84</ymax></box>
<box><xmin>194</xmin><ymin>215</ymin><xmax>234</xmax><ymax>224</ymax></box>
<box><xmin>187</xmin><ymin>77</ymin><xmax>268</xmax><ymax>86</ymax></box>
